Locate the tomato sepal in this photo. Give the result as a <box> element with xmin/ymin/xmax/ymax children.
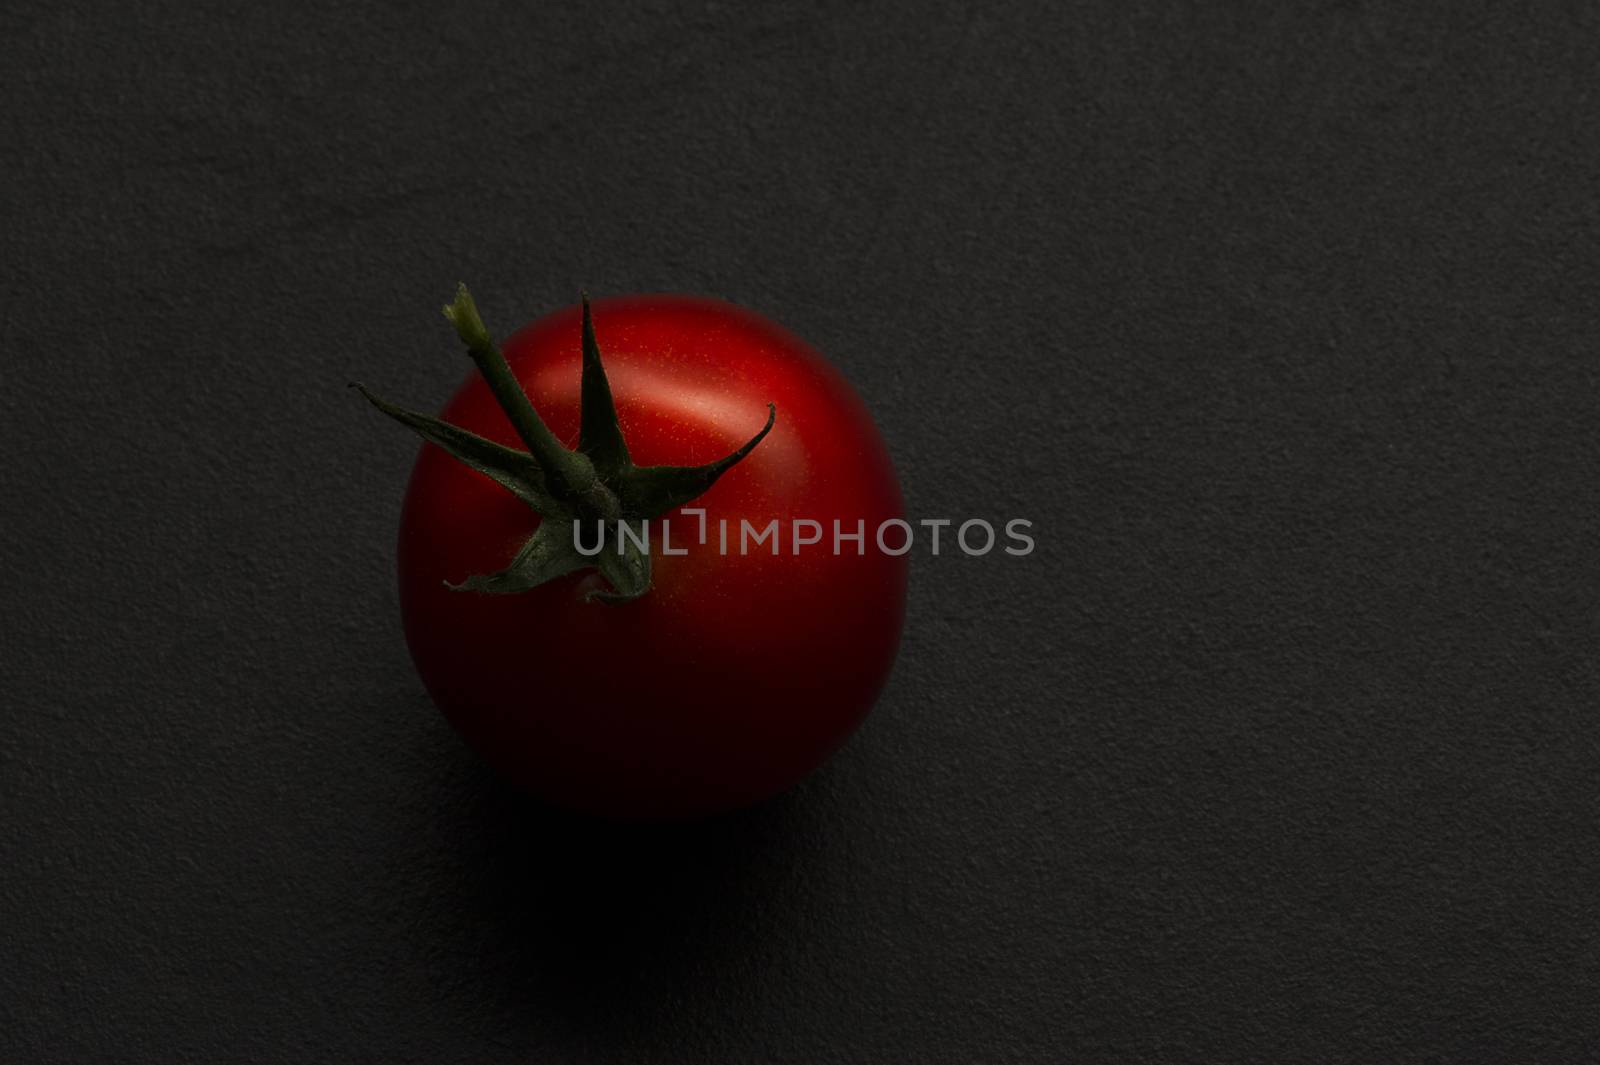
<box><xmin>352</xmin><ymin>384</ymin><xmax>559</xmax><ymax>514</ymax></box>
<box><xmin>576</xmin><ymin>293</ymin><xmax>633</xmax><ymax>480</ymax></box>
<box><xmin>586</xmin><ymin>528</ymin><xmax>652</xmax><ymax>604</ymax></box>
<box><xmin>444</xmin><ymin>517</ymin><xmax>588</xmax><ymax>595</ymax></box>
<box><xmin>614</xmin><ymin>403</ymin><xmax>777</xmax><ymax>518</ymax></box>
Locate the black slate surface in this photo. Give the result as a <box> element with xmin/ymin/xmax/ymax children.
<box><xmin>5</xmin><ymin>3</ymin><xmax>1600</xmax><ymax>1062</ymax></box>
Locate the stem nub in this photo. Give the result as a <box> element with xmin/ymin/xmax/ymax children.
<box><xmin>444</xmin><ymin>284</ymin><xmax>617</xmax><ymax>519</ymax></box>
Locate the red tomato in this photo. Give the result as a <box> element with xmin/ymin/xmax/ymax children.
<box><xmin>394</xmin><ymin>295</ymin><xmax>906</xmax><ymax>818</ymax></box>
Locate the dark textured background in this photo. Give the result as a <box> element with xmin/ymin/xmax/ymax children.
<box><xmin>4</xmin><ymin>2</ymin><xmax>1600</xmax><ymax>1061</ymax></box>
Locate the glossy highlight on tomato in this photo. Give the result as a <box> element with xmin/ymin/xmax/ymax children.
<box><xmin>392</xmin><ymin>294</ymin><xmax>907</xmax><ymax>818</ymax></box>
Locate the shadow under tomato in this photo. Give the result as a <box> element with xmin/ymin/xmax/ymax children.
<box><xmin>419</xmin><ymin>730</ymin><xmax>832</xmax><ymax>1028</ymax></box>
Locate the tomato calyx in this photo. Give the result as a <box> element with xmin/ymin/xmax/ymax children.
<box><xmin>356</xmin><ymin>285</ymin><xmax>776</xmax><ymax>604</ymax></box>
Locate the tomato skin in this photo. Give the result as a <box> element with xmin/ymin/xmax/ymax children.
<box><xmin>397</xmin><ymin>295</ymin><xmax>907</xmax><ymax>818</ymax></box>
